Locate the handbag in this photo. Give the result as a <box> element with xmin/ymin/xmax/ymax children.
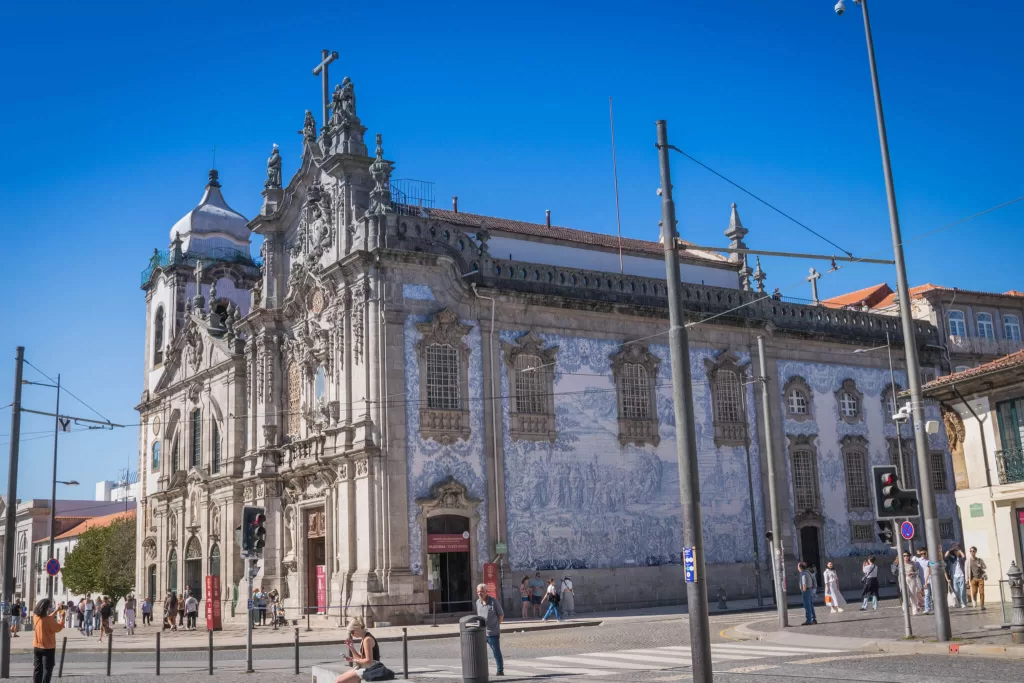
<box><xmin>361</xmin><ymin>662</ymin><xmax>395</xmax><ymax>681</ymax></box>
<box><xmin>824</xmin><ymin>595</ymin><xmax>832</xmax><ymax>604</ymax></box>
<box><xmin>946</xmin><ymin>590</ymin><xmax>957</xmax><ymax>609</ymax></box>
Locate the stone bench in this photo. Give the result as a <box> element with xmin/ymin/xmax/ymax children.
<box><xmin>311</xmin><ymin>662</ymin><xmax>348</xmax><ymax>683</ymax></box>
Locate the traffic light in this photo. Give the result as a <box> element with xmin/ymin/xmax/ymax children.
<box><xmin>241</xmin><ymin>506</ymin><xmax>267</xmax><ymax>556</ymax></box>
<box><xmin>877</xmin><ymin>520</ymin><xmax>894</xmax><ymax>545</ymax></box>
<box><xmin>872</xmin><ymin>465</ymin><xmax>920</xmax><ymax>519</ymax></box>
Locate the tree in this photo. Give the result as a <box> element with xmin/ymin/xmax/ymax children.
<box><xmin>62</xmin><ymin>517</ymin><xmax>136</xmax><ymax>603</ymax></box>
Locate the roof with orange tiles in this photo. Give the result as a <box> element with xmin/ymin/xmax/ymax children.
<box><xmin>873</xmin><ymin>283</ymin><xmax>1024</xmax><ymax>309</ymax></box>
<box><xmin>922</xmin><ymin>349</ymin><xmax>1024</xmax><ymax>394</ymax></box>
<box><xmin>822</xmin><ymin>283</ymin><xmax>894</xmax><ymax>309</ymax></box>
<box><xmin>425</xmin><ymin>208</ymin><xmax>729</xmax><ymax>264</ymax></box>
<box><xmin>35</xmin><ymin>509</ymin><xmax>135</xmax><ymax>544</ymax></box>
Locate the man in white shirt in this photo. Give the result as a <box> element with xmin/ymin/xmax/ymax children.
<box><xmin>914</xmin><ymin>549</ymin><xmax>932</xmax><ymax>614</ymax></box>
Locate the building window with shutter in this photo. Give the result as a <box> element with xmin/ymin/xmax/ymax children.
<box><xmin>930</xmin><ymin>451</ymin><xmax>948</xmax><ymax>491</ymax></box>
<box><xmin>212</xmin><ymin>422</ymin><xmax>221</xmax><ymax>474</ymax></box>
<box><xmin>611</xmin><ymin>342</ymin><xmax>661</xmax><ymax>447</ymax></box>
<box><xmin>504</xmin><ymin>332</ymin><xmax>557</xmax><ymax>442</ymax></box>
<box><xmin>191</xmin><ymin>409</ymin><xmax>202</xmax><ymax>469</ymax></box>
<box><xmin>705</xmin><ymin>350</ymin><xmax>747</xmax><ymax>446</ymax></box>
<box><xmin>842</xmin><ymin>436</ymin><xmax>870</xmax><ymax>510</ymax></box>
<box><xmin>426</xmin><ymin>344</ymin><xmax>461</xmax><ymax>410</ymax></box>
<box><xmin>835</xmin><ymin>378</ymin><xmax>863</xmax><ymax>424</ymax></box>
<box><xmin>415</xmin><ymin>308</ymin><xmax>472</xmax><ymax>444</ymax></box>
<box><xmin>789</xmin><ymin>436</ymin><xmax>821</xmax><ymax>513</ymax></box>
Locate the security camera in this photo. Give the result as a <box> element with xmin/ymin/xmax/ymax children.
<box><xmin>835</xmin><ymin>0</ymin><xmax>846</xmax><ymax>15</ymax></box>
<box><xmin>892</xmin><ymin>404</ymin><xmax>912</xmax><ymax>423</ymax></box>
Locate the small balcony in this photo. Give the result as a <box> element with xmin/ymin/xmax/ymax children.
<box><xmin>996</xmin><ymin>448</ymin><xmax>1024</xmax><ymax>485</ymax></box>
<box><xmin>948</xmin><ymin>334</ymin><xmax>1008</xmax><ymax>357</ymax></box>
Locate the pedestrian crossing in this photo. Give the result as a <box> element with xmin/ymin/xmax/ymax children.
<box><xmin>408</xmin><ymin>642</ymin><xmax>850</xmax><ymax>678</ymax></box>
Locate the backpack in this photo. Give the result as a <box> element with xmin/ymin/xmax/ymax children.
<box><xmin>360</xmin><ymin>662</ymin><xmax>395</xmax><ymax>681</ymax></box>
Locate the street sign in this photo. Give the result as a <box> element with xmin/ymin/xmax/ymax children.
<box><xmin>57</xmin><ymin>417</ymin><xmax>71</xmax><ymax>433</ymax></box>
<box><xmin>900</xmin><ymin>521</ymin><xmax>915</xmax><ymax>540</ymax></box>
<box><xmin>683</xmin><ymin>547</ymin><xmax>697</xmax><ymax>583</ymax></box>
<box><xmin>45</xmin><ymin>558</ymin><xmax>60</xmax><ymax>576</ymax></box>
<box><xmin>247</xmin><ymin>599</ymin><xmax>253</xmax><ymax>610</ymax></box>
<box><xmin>494</xmin><ymin>542</ymin><xmax>507</xmax><ymax>555</ymax></box>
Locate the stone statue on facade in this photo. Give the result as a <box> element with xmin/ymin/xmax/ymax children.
<box><xmin>265</xmin><ymin>144</ymin><xmax>282</xmax><ymax>189</ymax></box>
<box><xmin>368</xmin><ymin>133</ymin><xmax>394</xmax><ymax>216</ymax></box>
<box><xmin>332</xmin><ymin>77</ymin><xmax>357</xmax><ymax>125</ymax></box>
<box><xmin>299</xmin><ymin>110</ymin><xmax>317</xmax><ymax>143</ymax></box>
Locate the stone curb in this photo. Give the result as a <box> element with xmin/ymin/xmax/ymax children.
<box><xmin>8</xmin><ymin>619</ymin><xmax>602</xmax><ymax>655</ymax></box>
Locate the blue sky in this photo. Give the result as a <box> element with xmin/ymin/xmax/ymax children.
<box><xmin>0</xmin><ymin>0</ymin><xmax>1020</xmax><ymax>499</ymax></box>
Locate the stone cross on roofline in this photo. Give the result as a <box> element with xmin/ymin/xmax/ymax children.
<box><xmin>312</xmin><ymin>49</ymin><xmax>339</xmax><ymax>129</ymax></box>
<box><xmin>807</xmin><ymin>267</ymin><xmax>821</xmax><ymax>306</ymax></box>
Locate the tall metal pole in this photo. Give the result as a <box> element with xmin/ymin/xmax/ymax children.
<box><xmin>756</xmin><ymin>333</ymin><xmax>788</xmax><ymax>628</ymax></box>
<box><xmin>739</xmin><ymin>385</ymin><xmax>763</xmax><ymax>607</ymax></box>
<box><xmin>46</xmin><ymin>375</ymin><xmax>60</xmax><ymax>601</ymax></box>
<box><xmin>2</xmin><ymin>347</ymin><xmax>25</xmax><ymax>679</ymax></box>
<box><xmin>656</xmin><ymin>120</ymin><xmax>712</xmax><ymax>683</ymax></box>
<box><xmin>884</xmin><ymin>333</ymin><xmax>913</xmax><ymax>638</ymax></box>
<box><xmin>246</xmin><ymin>559</ymin><xmax>254</xmax><ymax>673</ymax></box>
<box><xmin>857</xmin><ymin>0</ymin><xmax>951</xmax><ymax>640</ymax></box>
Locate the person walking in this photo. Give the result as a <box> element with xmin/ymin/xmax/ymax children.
<box><xmin>76</xmin><ymin>599</ymin><xmax>85</xmax><ymax>630</ymax></box>
<box><xmin>822</xmin><ymin>561</ymin><xmax>845</xmax><ymax>613</ymax></box>
<box><xmin>519</xmin><ymin>577</ymin><xmax>531</xmax><ymax>620</ymax></box>
<box><xmin>475</xmin><ymin>583</ymin><xmax>505</xmax><ymax>677</ymax></box>
<box><xmin>966</xmin><ymin>546</ymin><xmax>988</xmax><ymax>610</ymax></box>
<box><xmin>98</xmin><ymin>597</ymin><xmax>113</xmax><ymax>643</ymax></box>
<box><xmin>177</xmin><ymin>590</ymin><xmax>187</xmax><ymax>628</ymax></box>
<box><xmin>914</xmin><ymin>548</ymin><xmax>933</xmax><ymax>615</ymax></box>
<box><xmin>258</xmin><ymin>588</ymin><xmax>268</xmax><ymax>626</ymax></box>
<box><xmin>944</xmin><ymin>545</ymin><xmax>968</xmax><ymax>608</ymax></box>
<box><xmin>559</xmin><ymin>576</ymin><xmax>575</xmax><ymax>619</ymax></box>
<box><xmin>82</xmin><ymin>595</ymin><xmax>95</xmax><ymax>637</ymax></box>
<box><xmin>141</xmin><ymin>597</ymin><xmax>152</xmax><ymax>626</ymax></box>
<box><xmin>333</xmin><ymin>617</ymin><xmax>393</xmax><ymax>682</ymax></box>
<box><xmin>10</xmin><ymin>598</ymin><xmax>21</xmax><ymax>638</ymax></box>
<box><xmin>540</xmin><ymin>579</ymin><xmax>562</xmax><ymax>622</ymax></box>
<box><xmin>124</xmin><ymin>594</ymin><xmax>137</xmax><ymax>635</ymax></box>
<box><xmin>798</xmin><ymin>562</ymin><xmax>817</xmax><ymax>625</ymax></box>
<box><xmin>859</xmin><ymin>556</ymin><xmax>879</xmax><ymax>611</ymax></box>
<box><xmin>529</xmin><ymin>573</ymin><xmax>545</xmax><ymax>619</ymax></box>
<box><xmin>165</xmin><ymin>591</ymin><xmax>178</xmax><ymax>631</ymax></box>
<box><xmin>31</xmin><ymin>598</ymin><xmax>63</xmax><ymax>683</ymax></box>
<box><xmin>902</xmin><ymin>553</ymin><xmax>922</xmax><ymax>616</ymax></box>
<box><xmin>184</xmin><ymin>592</ymin><xmax>199</xmax><ymax>630</ymax></box>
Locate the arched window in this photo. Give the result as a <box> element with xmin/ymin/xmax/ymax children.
<box><xmin>948</xmin><ymin>310</ymin><xmax>966</xmax><ymax>337</ymax></box>
<box><xmin>211</xmin><ymin>422</ymin><xmax>221</xmax><ymax>474</ymax></box>
<box><xmin>1004</xmin><ymin>315</ymin><xmax>1021</xmax><ymax>342</ymax></box>
<box><xmin>514</xmin><ymin>354</ymin><xmax>546</xmax><ymax>415</ymax></box>
<box><xmin>621</xmin><ymin>363</ymin><xmax>651</xmax><ymax>420</ymax></box>
<box><xmin>835</xmin><ymin>379</ymin><xmax>863</xmax><ymax>423</ymax></box>
<box><xmin>787</xmin><ymin>389</ymin><xmax>808</xmax><ymax>415</ymax></box>
<box><xmin>191</xmin><ymin>409</ymin><xmax>201</xmax><ymax>469</ymax></box>
<box><xmin>426</xmin><ymin>343</ymin><xmax>461</xmax><ymax>410</ymax></box>
<box><xmin>783</xmin><ymin>377</ymin><xmax>813</xmax><ymax>421</ymax></box>
<box><xmin>505</xmin><ymin>332</ymin><xmax>558</xmax><ymax>442</ymax></box>
<box><xmin>168</xmin><ymin>549</ymin><xmax>178</xmax><ymax>593</ymax></box>
<box><xmin>713</xmin><ymin>369</ymin><xmax>742</xmax><ymax>425</ymax></box>
<box><xmin>977</xmin><ymin>312</ymin><xmax>995</xmax><ymax>339</ymax></box>
<box><xmin>209</xmin><ymin>543</ymin><xmax>221</xmax><ymax>578</ymax></box>
<box><xmin>153</xmin><ymin>307</ymin><xmax>165</xmax><ymax>365</ymax></box>
<box><xmin>184</xmin><ymin>537</ymin><xmax>203</xmax><ymax>599</ymax></box>
<box><xmin>152</xmin><ymin>441</ymin><xmax>161</xmax><ymax>472</ymax></box>
<box><xmin>171</xmin><ymin>435</ymin><xmax>180</xmax><ymax>472</ymax></box>
<box><xmin>839</xmin><ymin>392</ymin><xmax>858</xmax><ymax>417</ymax></box>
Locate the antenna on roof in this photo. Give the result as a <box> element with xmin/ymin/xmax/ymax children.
<box><xmin>212</xmin><ymin>144</ymin><xmax>217</xmax><ymax>170</ymax></box>
<box><xmin>609</xmin><ymin>97</ymin><xmax>624</xmax><ymax>275</ymax></box>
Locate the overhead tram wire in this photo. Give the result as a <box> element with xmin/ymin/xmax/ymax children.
<box><xmin>23</xmin><ymin>359</ymin><xmax>113</xmax><ymax>425</ymax></box>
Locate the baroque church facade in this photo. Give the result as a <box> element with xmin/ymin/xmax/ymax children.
<box><xmin>135</xmin><ymin>74</ymin><xmax>961</xmax><ymax>623</ymax></box>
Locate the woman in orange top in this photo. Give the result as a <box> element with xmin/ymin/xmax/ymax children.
<box><xmin>31</xmin><ymin>598</ymin><xmax>63</xmax><ymax>683</ymax></box>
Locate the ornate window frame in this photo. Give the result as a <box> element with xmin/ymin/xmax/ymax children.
<box><xmin>840</xmin><ymin>435</ymin><xmax>871</xmax><ymax>511</ymax></box>
<box><xmin>503</xmin><ymin>331</ymin><xmax>558</xmax><ymax>442</ymax></box>
<box><xmin>850</xmin><ymin>522</ymin><xmax>875</xmax><ymax>544</ymax></box>
<box><xmin>930</xmin><ymin>451</ymin><xmax>948</xmax><ymax>491</ymax></box>
<box><xmin>788</xmin><ymin>434</ymin><xmax>821</xmax><ymax>514</ymax></box>
<box><xmin>610</xmin><ymin>342</ymin><xmax>660</xmax><ymax>447</ymax></box>
<box><xmin>977</xmin><ymin>312</ymin><xmax>995</xmax><ymax>339</ymax></box>
<box><xmin>948</xmin><ymin>310</ymin><xmax>966</xmax><ymax>337</ymax></box>
<box><xmin>835</xmin><ymin>378</ymin><xmax>863</xmax><ymax>424</ymax></box>
<box><xmin>704</xmin><ymin>350</ymin><xmax>747</xmax><ymax>447</ymax></box>
<box><xmin>153</xmin><ymin>306</ymin><xmax>165</xmax><ymax>366</ymax></box>
<box><xmin>416</xmin><ymin>308</ymin><xmax>472</xmax><ymax>444</ymax></box>
<box><xmin>783</xmin><ymin>376</ymin><xmax>813</xmax><ymax>422</ymax></box>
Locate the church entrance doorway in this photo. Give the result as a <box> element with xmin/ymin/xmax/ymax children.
<box><xmin>304</xmin><ymin>508</ymin><xmax>326</xmax><ymax>615</ymax></box>
<box><xmin>147</xmin><ymin>565</ymin><xmax>157</xmax><ymax>603</ymax></box>
<box><xmin>185</xmin><ymin>537</ymin><xmax>203</xmax><ymax>600</ymax></box>
<box><xmin>426</xmin><ymin>515</ymin><xmax>472</xmax><ymax>613</ymax></box>
<box><xmin>799</xmin><ymin>526</ymin><xmax>823</xmax><ymax>578</ymax></box>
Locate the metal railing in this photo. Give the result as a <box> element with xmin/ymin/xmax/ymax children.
<box><xmin>947</xmin><ymin>334</ymin><xmax>1022</xmax><ymax>357</ymax></box>
<box><xmin>996</xmin><ymin>448</ymin><xmax>1024</xmax><ymax>484</ymax></box>
<box><xmin>140</xmin><ymin>247</ymin><xmax>262</xmax><ymax>286</ymax></box>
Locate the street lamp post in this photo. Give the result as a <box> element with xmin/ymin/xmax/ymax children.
<box><xmin>46</xmin><ymin>480</ymin><xmax>79</xmax><ymax>600</ymax></box>
<box><xmin>837</xmin><ymin>0</ymin><xmax>952</xmax><ymax>640</ymax></box>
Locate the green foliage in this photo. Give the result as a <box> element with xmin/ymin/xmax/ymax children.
<box><xmin>61</xmin><ymin>518</ymin><xmax>136</xmax><ymax>602</ymax></box>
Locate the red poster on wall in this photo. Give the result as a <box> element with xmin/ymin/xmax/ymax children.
<box><xmin>204</xmin><ymin>575</ymin><xmax>222</xmax><ymax>631</ymax></box>
<box><xmin>427</xmin><ymin>533</ymin><xmax>470</xmax><ymax>553</ymax></box>
<box><xmin>483</xmin><ymin>562</ymin><xmax>499</xmax><ymax>600</ymax></box>
<box><xmin>316</xmin><ymin>565</ymin><xmax>326</xmax><ymax>614</ymax></box>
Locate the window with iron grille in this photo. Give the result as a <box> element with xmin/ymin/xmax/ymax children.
<box><xmin>212</xmin><ymin>422</ymin><xmax>221</xmax><ymax>474</ymax></box>
<box><xmin>792</xmin><ymin>449</ymin><xmax>819</xmax><ymax>511</ymax></box>
<box><xmin>930</xmin><ymin>452</ymin><xmax>947</xmax><ymax>491</ymax></box>
<box><xmin>514</xmin><ymin>354</ymin><xmax>546</xmax><ymax>415</ymax></box>
<box><xmin>939</xmin><ymin>519</ymin><xmax>955</xmax><ymax>540</ymax></box>
<box><xmin>787</xmin><ymin>390</ymin><xmax>808</xmax><ymax>415</ymax></box>
<box><xmin>191</xmin><ymin>409</ymin><xmax>202</xmax><ymax>468</ymax></box>
<box><xmin>621</xmin><ymin>363</ymin><xmax>651</xmax><ymax>420</ymax></box>
<box><xmin>851</xmin><ymin>523</ymin><xmax>874</xmax><ymax>543</ymax></box>
<box><xmin>714</xmin><ymin>369</ymin><xmax>742</xmax><ymax>424</ymax></box>
<box><xmin>426</xmin><ymin>343</ymin><xmax>461</xmax><ymax>410</ymax></box>
<box><xmin>844</xmin><ymin>450</ymin><xmax>870</xmax><ymax>509</ymax></box>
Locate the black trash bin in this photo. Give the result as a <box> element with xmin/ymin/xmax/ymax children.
<box><xmin>459</xmin><ymin>614</ymin><xmax>489</xmax><ymax>683</ymax></box>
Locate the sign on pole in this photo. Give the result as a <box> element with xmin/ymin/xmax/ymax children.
<box><xmin>683</xmin><ymin>547</ymin><xmax>697</xmax><ymax>583</ymax></box>
<box><xmin>483</xmin><ymin>562</ymin><xmax>499</xmax><ymax>600</ymax></box>
<box><xmin>900</xmin><ymin>520</ymin><xmax>915</xmax><ymax>540</ymax></box>
<box><xmin>205</xmin><ymin>575</ymin><xmax>222</xmax><ymax>631</ymax></box>
<box><xmin>45</xmin><ymin>559</ymin><xmax>60</xmax><ymax>577</ymax></box>
<box><xmin>57</xmin><ymin>418</ymin><xmax>71</xmax><ymax>433</ymax></box>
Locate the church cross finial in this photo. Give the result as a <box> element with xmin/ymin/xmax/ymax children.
<box><xmin>312</xmin><ymin>49</ymin><xmax>339</xmax><ymax>129</ymax></box>
<box><xmin>807</xmin><ymin>267</ymin><xmax>822</xmax><ymax>306</ymax></box>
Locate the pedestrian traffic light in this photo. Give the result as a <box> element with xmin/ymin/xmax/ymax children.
<box><xmin>877</xmin><ymin>520</ymin><xmax>894</xmax><ymax>545</ymax></box>
<box><xmin>872</xmin><ymin>465</ymin><xmax>920</xmax><ymax>519</ymax></box>
<box><xmin>241</xmin><ymin>506</ymin><xmax>266</xmax><ymax>556</ymax></box>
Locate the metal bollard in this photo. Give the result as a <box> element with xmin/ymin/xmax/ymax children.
<box><xmin>58</xmin><ymin>636</ymin><xmax>67</xmax><ymax>678</ymax></box>
<box><xmin>306</xmin><ymin>611</ymin><xmax>312</xmax><ymax>632</ymax></box>
<box><xmin>402</xmin><ymin>627</ymin><xmax>409</xmax><ymax>679</ymax></box>
<box><xmin>156</xmin><ymin>631</ymin><xmax>160</xmax><ymax>676</ymax></box>
<box><xmin>208</xmin><ymin>629</ymin><xmax>214</xmax><ymax>675</ymax></box>
<box><xmin>107</xmin><ymin>632</ymin><xmax>113</xmax><ymax>676</ymax></box>
<box><xmin>717</xmin><ymin>586</ymin><xmax>728</xmax><ymax>610</ymax></box>
<box><xmin>1009</xmin><ymin>561</ymin><xmax>1024</xmax><ymax>644</ymax></box>
<box><xmin>431</xmin><ymin>601</ymin><xmax>437</xmax><ymax>628</ymax></box>
<box><xmin>294</xmin><ymin>627</ymin><xmax>300</xmax><ymax>675</ymax></box>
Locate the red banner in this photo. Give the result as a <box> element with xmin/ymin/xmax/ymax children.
<box><xmin>204</xmin><ymin>575</ymin><xmax>222</xmax><ymax>631</ymax></box>
<box><xmin>316</xmin><ymin>565</ymin><xmax>326</xmax><ymax>614</ymax></box>
<box><xmin>427</xmin><ymin>533</ymin><xmax>470</xmax><ymax>553</ymax></box>
<box><xmin>483</xmin><ymin>562</ymin><xmax>499</xmax><ymax>600</ymax></box>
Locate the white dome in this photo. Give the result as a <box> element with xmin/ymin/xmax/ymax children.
<box><xmin>169</xmin><ymin>170</ymin><xmax>250</xmax><ymax>253</ymax></box>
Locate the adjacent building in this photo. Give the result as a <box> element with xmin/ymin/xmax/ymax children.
<box><xmin>135</xmin><ymin>75</ymin><xmax>961</xmax><ymax>623</ymax></box>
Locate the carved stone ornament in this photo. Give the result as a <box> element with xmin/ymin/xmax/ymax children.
<box><xmin>265</xmin><ymin>143</ymin><xmax>282</xmax><ymax>190</ymax></box>
<box><xmin>187</xmin><ymin>382</ymin><xmax>202</xmax><ymax>404</ymax></box>
<box><xmin>143</xmin><ymin>537</ymin><xmax>157</xmax><ymax>561</ymax></box>
<box><xmin>184</xmin><ymin>322</ymin><xmax>204</xmax><ymax>373</ymax></box>
<box><xmin>299</xmin><ymin>109</ymin><xmax>316</xmax><ymax>143</ymax></box>
<box><xmin>415</xmin><ymin>309</ymin><xmax>473</xmax><ymax>445</ymax></box>
<box><xmin>415</xmin><ymin>476</ymin><xmax>479</xmax><ymax>515</ymax></box>
<box><xmin>355</xmin><ymin>459</ymin><xmax>369</xmax><ymax>477</ymax></box>
<box><xmin>704</xmin><ymin>349</ymin><xmax>748</xmax><ymax>447</ymax></box>
<box><xmin>210</xmin><ymin>504</ymin><xmax>221</xmax><ymax>538</ymax></box>
<box><xmin>503</xmin><ymin>331</ymin><xmax>558</xmax><ymax>442</ymax></box>
<box><xmin>263</xmin><ymin>424</ymin><xmax>279</xmax><ymax>448</ymax></box>
<box><xmin>283</xmin><ymin>469</ymin><xmax>335</xmax><ymax>503</ymax></box>
<box><xmin>243</xmin><ymin>484</ymin><xmax>255</xmax><ymax>502</ymax></box>
<box><xmin>609</xmin><ymin>341</ymin><xmax>661</xmax><ymax>447</ymax></box>
<box><xmin>368</xmin><ymin>133</ymin><xmax>394</xmax><ymax>216</ymax></box>
<box><xmin>168</xmin><ymin>512</ymin><xmax>178</xmax><ymax>543</ymax></box>
<box><xmin>942</xmin><ymin>405</ymin><xmax>966</xmax><ymax>451</ymax></box>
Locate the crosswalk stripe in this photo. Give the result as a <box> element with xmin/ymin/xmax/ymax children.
<box><xmin>540</xmin><ymin>655</ymin><xmax>656</xmax><ymax>669</ymax></box>
<box><xmin>512</xmin><ymin>662</ymin><xmax>620</xmax><ymax>676</ymax></box>
<box><xmin>651</xmin><ymin>647</ymin><xmax>762</xmax><ymax>661</ymax></box>
<box><xmin>587</xmin><ymin>651</ymin><xmax>694</xmax><ymax>665</ymax></box>
<box><xmin>708</xmin><ymin>644</ymin><xmax>846</xmax><ymax>655</ymax></box>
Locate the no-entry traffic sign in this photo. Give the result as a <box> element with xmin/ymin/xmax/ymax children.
<box><xmin>45</xmin><ymin>558</ymin><xmax>60</xmax><ymax>576</ymax></box>
<box><xmin>900</xmin><ymin>521</ymin><xmax>915</xmax><ymax>540</ymax></box>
